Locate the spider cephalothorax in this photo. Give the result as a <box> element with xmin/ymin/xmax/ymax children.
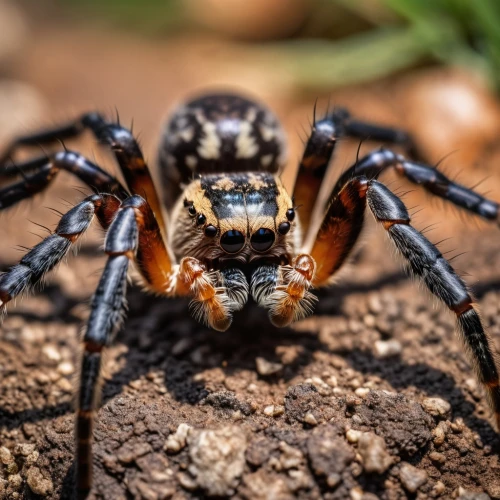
<box><xmin>0</xmin><ymin>91</ymin><xmax>499</xmax><ymax>498</ymax></box>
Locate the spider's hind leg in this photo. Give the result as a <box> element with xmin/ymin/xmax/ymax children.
<box><xmin>0</xmin><ymin>112</ymin><xmax>167</xmax><ymax>234</ymax></box>
<box><xmin>308</xmin><ymin>175</ymin><xmax>500</xmax><ymax>429</ymax></box>
<box><xmin>367</xmin><ymin>179</ymin><xmax>500</xmax><ymax>429</ymax></box>
<box><xmin>0</xmin><ymin>151</ymin><xmax>128</xmax><ymax>210</ymax></box>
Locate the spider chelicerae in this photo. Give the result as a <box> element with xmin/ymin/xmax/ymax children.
<box><xmin>0</xmin><ymin>92</ymin><xmax>499</xmax><ymax>497</ymax></box>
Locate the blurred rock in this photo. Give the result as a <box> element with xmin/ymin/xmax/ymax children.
<box><xmin>399</xmin><ymin>462</ymin><xmax>427</xmax><ymax>493</ymax></box>
<box><xmin>184</xmin><ymin>0</ymin><xmax>311</xmax><ymax>40</ymax></box>
<box><xmin>402</xmin><ymin>68</ymin><xmax>500</xmax><ymax>167</ymax></box>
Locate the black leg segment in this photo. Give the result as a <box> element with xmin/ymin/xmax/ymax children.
<box><xmin>76</xmin><ymin>197</ymin><xmax>141</xmax><ymax>499</ymax></box>
<box><xmin>294</xmin><ymin>112</ymin><xmax>416</xmax><ymax>244</ymax></box>
<box><xmin>0</xmin><ymin>151</ymin><xmax>128</xmax><ymax>210</ymax></box>
<box><xmin>366</xmin><ymin>179</ymin><xmax>500</xmax><ymax>429</ymax></box>
<box><xmin>0</xmin><ymin>193</ymin><xmax>121</xmax><ymax>311</ymax></box>
<box><xmin>329</xmin><ymin>148</ymin><xmax>499</xmax><ymax>224</ymax></box>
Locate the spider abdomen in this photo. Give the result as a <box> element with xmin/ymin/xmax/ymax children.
<box><xmin>158</xmin><ymin>93</ymin><xmax>287</xmax><ymax>208</ymax></box>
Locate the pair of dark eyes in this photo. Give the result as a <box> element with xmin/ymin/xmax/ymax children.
<box><xmin>221</xmin><ymin>228</ymin><xmax>274</xmax><ymax>253</ymax></box>
<box><xmin>220</xmin><ymin>222</ymin><xmax>292</xmax><ymax>253</ymax></box>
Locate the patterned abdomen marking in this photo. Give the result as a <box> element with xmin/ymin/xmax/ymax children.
<box><xmin>158</xmin><ymin>93</ymin><xmax>287</xmax><ymax>208</ymax></box>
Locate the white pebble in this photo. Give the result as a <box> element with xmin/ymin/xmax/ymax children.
<box><xmin>165</xmin><ymin>423</ymin><xmax>192</xmax><ymax>453</ymax></box>
<box><xmin>399</xmin><ymin>462</ymin><xmax>428</xmax><ymax>493</ymax></box>
<box><xmin>303</xmin><ymin>412</ymin><xmax>318</xmax><ymax>426</ymax></box>
<box><xmin>354</xmin><ymin>388</ymin><xmax>370</xmax><ymax>398</ymax></box>
<box><xmin>346</xmin><ymin>429</ymin><xmax>362</xmax><ymax>443</ymax></box>
<box><xmin>255</xmin><ymin>357</ymin><xmax>283</xmax><ymax>376</ymax></box>
<box><xmin>422</xmin><ymin>397</ymin><xmax>451</xmax><ymax>418</ymax></box>
<box><xmin>42</xmin><ymin>345</ymin><xmax>61</xmax><ymax>362</ymax></box>
<box><xmin>57</xmin><ymin>362</ymin><xmax>74</xmax><ymax>376</ymax></box>
<box><xmin>357</xmin><ymin>432</ymin><xmax>392</xmax><ymax>474</ymax></box>
<box><xmin>374</xmin><ymin>339</ymin><xmax>402</xmax><ymax>358</ymax></box>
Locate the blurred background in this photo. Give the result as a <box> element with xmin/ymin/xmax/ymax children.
<box><xmin>2</xmin><ymin>0</ymin><xmax>500</xmax><ymax>264</ymax></box>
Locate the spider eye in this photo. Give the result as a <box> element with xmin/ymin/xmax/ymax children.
<box><xmin>286</xmin><ymin>208</ymin><xmax>295</xmax><ymax>221</ymax></box>
<box><xmin>196</xmin><ymin>213</ymin><xmax>206</xmax><ymax>225</ymax></box>
<box><xmin>204</xmin><ymin>225</ymin><xmax>217</xmax><ymax>238</ymax></box>
<box><xmin>188</xmin><ymin>205</ymin><xmax>196</xmax><ymax>216</ymax></box>
<box><xmin>278</xmin><ymin>222</ymin><xmax>290</xmax><ymax>235</ymax></box>
<box><xmin>220</xmin><ymin>230</ymin><xmax>245</xmax><ymax>254</ymax></box>
<box><xmin>250</xmin><ymin>228</ymin><xmax>275</xmax><ymax>252</ymax></box>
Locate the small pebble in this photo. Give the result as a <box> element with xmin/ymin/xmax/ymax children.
<box><xmin>422</xmin><ymin>397</ymin><xmax>451</xmax><ymax>418</ymax></box>
<box><xmin>429</xmin><ymin>451</ymin><xmax>446</xmax><ymax>464</ymax></box>
<box><xmin>277</xmin><ymin>441</ymin><xmax>303</xmax><ymax>470</ymax></box>
<box><xmin>305</xmin><ymin>376</ymin><xmax>331</xmax><ymax>395</ymax></box>
<box><xmin>432</xmin><ymin>421</ymin><xmax>448</xmax><ymax>446</ymax></box>
<box><xmin>374</xmin><ymin>339</ymin><xmax>402</xmax><ymax>358</ymax></box>
<box><xmin>255</xmin><ymin>357</ymin><xmax>283</xmax><ymax>376</ymax></box>
<box><xmin>450</xmin><ymin>417</ymin><xmax>465</xmax><ymax>433</ymax></box>
<box><xmin>327</xmin><ymin>473</ymin><xmax>341</xmax><ymax>487</ymax></box>
<box><xmin>303</xmin><ymin>412</ymin><xmax>318</xmax><ymax>426</ymax></box>
<box><xmin>263</xmin><ymin>405</ymin><xmax>284</xmax><ymax>417</ymax></box>
<box><xmin>368</xmin><ymin>295</ymin><xmax>383</xmax><ymax>314</ymax></box>
<box><xmin>346</xmin><ymin>429</ymin><xmax>362</xmax><ymax>443</ymax></box>
<box><xmin>357</xmin><ymin>432</ymin><xmax>392</xmax><ymax>474</ymax></box>
<box><xmin>0</xmin><ymin>446</ymin><xmax>13</xmax><ymax>465</ymax></box>
<box><xmin>177</xmin><ymin>471</ymin><xmax>197</xmax><ymax>491</ymax></box>
<box><xmin>399</xmin><ymin>462</ymin><xmax>428</xmax><ymax>493</ymax></box>
<box><xmin>57</xmin><ymin>361</ymin><xmax>74</xmax><ymax>376</ymax></box>
<box><xmin>432</xmin><ymin>480</ymin><xmax>446</xmax><ymax>496</ymax></box>
<box><xmin>26</xmin><ymin>467</ymin><xmax>53</xmax><ymax>496</ymax></box>
<box><xmin>363</xmin><ymin>314</ymin><xmax>376</xmax><ymax>328</ymax></box>
<box><xmin>456</xmin><ymin>486</ymin><xmax>490</xmax><ymax>499</ymax></box>
<box><xmin>354</xmin><ymin>388</ymin><xmax>370</xmax><ymax>398</ymax></box>
<box><xmin>15</xmin><ymin>443</ymin><xmax>35</xmax><ymax>456</ymax></box>
<box><xmin>165</xmin><ymin>423</ymin><xmax>191</xmax><ymax>453</ymax></box>
<box><xmin>8</xmin><ymin>474</ymin><xmax>22</xmax><ymax>489</ymax></box>
<box><xmin>42</xmin><ymin>345</ymin><xmax>61</xmax><ymax>362</ymax></box>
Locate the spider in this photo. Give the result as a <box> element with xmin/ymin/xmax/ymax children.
<box><xmin>0</xmin><ymin>92</ymin><xmax>499</xmax><ymax>498</ymax></box>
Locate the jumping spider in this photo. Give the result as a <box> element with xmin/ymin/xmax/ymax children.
<box><xmin>0</xmin><ymin>92</ymin><xmax>499</xmax><ymax>497</ymax></box>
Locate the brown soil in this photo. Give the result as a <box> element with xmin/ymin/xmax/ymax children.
<box><xmin>1</xmin><ymin>7</ymin><xmax>500</xmax><ymax>500</ymax></box>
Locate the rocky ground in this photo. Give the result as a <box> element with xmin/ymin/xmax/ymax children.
<box><xmin>1</xmin><ymin>228</ymin><xmax>500</xmax><ymax>499</ymax></box>
<box><xmin>1</xmin><ymin>3</ymin><xmax>500</xmax><ymax>499</ymax></box>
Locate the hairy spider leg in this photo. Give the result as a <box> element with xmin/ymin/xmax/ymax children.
<box><xmin>308</xmin><ymin>176</ymin><xmax>500</xmax><ymax>430</ymax></box>
<box><xmin>292</xmin><ymin>110</ymin><xmax>414</xmax><ymax>244</ymax></box>
<box><xmin>0</xmin><ymin>112</ymin><xmax>167</xmax><ymax>237</ymax></box>
<box><xmin>0</xmin><ymin>193</ymin><xmax>121</xmax><ymax>310</ymax></box>
<box><xmin>328</xmin><ymin>148</ymin><xmax>500</xmax><ymax>224</ymax></box>
<box><xmin>81</xmin><ymin>113</ymin><xmax>168</xmax><ymax>238</ymax></box>
<box><xmin>0</xmin><ymin>151</ymin><xmax>128</xmax><ymax>210</ymax></box>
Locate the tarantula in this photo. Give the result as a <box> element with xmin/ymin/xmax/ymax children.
<box><xmin>0</xmin><ymin>92</ymin><xmax>499</xmax><ymax>497</ymax></box>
